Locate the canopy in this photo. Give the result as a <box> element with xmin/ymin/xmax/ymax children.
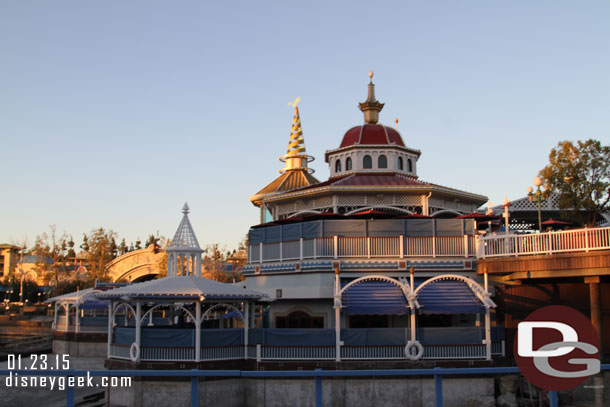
<box><xmin>341</xmin><ymin>280</ymin><xmax>409</xmax><ymax>315</ymax></box>
<box><xmin>416</xmin><ymin>280</ymin><xmax>484</xmax><ymax>314</ymax></box>
<box><xmin>96</xmin><ymin>275</ymin><xmax>267</xmax><ymax>301</ymax></box>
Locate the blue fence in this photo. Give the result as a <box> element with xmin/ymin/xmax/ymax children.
<box><xmin>3</xmin><ymin>365</ymin><xmax>609</xmax><ymax>407</ymax></box>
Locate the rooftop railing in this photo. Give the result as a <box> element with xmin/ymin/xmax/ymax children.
<box><xmin>477</xmin><ymin>226</ymin><xmax>610</xmax><ymax>259</ymax></box>
<box><xmin>248</xmin><ymin>235</ymin><xmax>477</xmax><ymax>264</ymax></box>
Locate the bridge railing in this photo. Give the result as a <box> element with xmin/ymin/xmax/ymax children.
<box><xmin>477</xmin><ymin>226</ymin><xmax>610</xmax><ymax>259</ymax></box>
<box><xmin>3</xmin><ymin>365</ymin><xmax>600</xmax><ymax>407</ymax></box>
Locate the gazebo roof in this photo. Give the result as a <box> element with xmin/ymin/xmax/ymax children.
<box><xmin>167</xmin><ymin>203</ymin><xmax>202</xmax><ymax>251</ymax></box>
<box><xmin>95</xmin><ymin>275</ymin><xmax>268</xmax><ymax>301</ymax></box>
<box><xmin>46</xmin><ymin>287</ymin><xmax>100</xmax><ymax>304</ymax></box>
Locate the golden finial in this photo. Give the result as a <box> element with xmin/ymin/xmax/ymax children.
<box><xmin>288</xmin><ymin>96</ymin><xmax>300</xmax><ymax>108</ymax></box>
<box><xmin>395</xmin><ymin>117</ymin><xmax>399</xmax><ymax>127</ymax></box>
<box><xmin>369</xmin><ymin>71</ymin><xmax>374</xmax><ymax>82</ymax></box>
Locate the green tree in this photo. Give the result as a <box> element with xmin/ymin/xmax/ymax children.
<box><xmin>86</xmin><ymin>227</ymin><xmax>119</xmax><ymax>281</ymax></box>
<box><xmin>540</xmin><ymin>139</ymin><xmax>610</xmax><ymax>226</ymax></box>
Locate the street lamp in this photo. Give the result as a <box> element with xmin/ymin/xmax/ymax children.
<box><xmin>527</xmin><ymin>176</ymin><xmax>546</xmax><ymax>232</ymax></box>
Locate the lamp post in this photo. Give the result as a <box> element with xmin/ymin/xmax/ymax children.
<box><xmin>501</xmin><ymin>197</ymin><xmax>511</xmax><ymax>234</ymax></box>
<box><xmin>527</xmin><ymin>176</ymin><xmax>546</xmax><ymax>232</ymax></box>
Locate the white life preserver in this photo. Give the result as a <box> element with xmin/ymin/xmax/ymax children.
<box><xmin>130</xmin><ymin>342</ymin><xmax>140</xmax><ymax>362</ymax></box>
<box><xmin>404</xmin><ymin>340</ymin><xmax>424</xmax><ymax>360</ymax></box>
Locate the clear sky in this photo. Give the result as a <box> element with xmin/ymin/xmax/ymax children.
<box><xmin>1</xmin><ymin>1</ymin><xmax>609</xmax><ymax>251</ymax></box>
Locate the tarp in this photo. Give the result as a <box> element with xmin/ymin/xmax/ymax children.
<box><xmin>416</xmin><ymin>280</ymin><xmax>484</xmax><ymax>314</ymax></box>
<box><xmin>341</xmin><ymin>328</ymin><xmax>406</xmax><ymax>345</ymax></box>
<box><xmin>342</xmin><ymin>280</ymin><xmax>409</xmax><ymax>315</ymax></box>
<box><xmin>367</xmin><ymin>220</ymin><xmax>404</xmax><ymax>237</ymax></box>
<box><xmin>249</xmin><ymin>219</ymin><xmax>475</xmax><ymax>243</ymax></box>
<box><xmin>248</xmin><ymin>328</ymin><xmax>334</xmax><ymax>346</ymax></box>
<box><xmin>201</xmin><ymin>329</ymin><xmax>243</xmax><ymax>346</ymax></box>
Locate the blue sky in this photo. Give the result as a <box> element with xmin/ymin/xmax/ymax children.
<box><xmin>1</xmin><ymin>1</ymin><xmax>609</xmax><ymax>250</ymax></box>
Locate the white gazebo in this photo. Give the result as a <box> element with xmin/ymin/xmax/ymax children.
<box><xmin>98</xmin><ymin>204</ymin><xmax>268</xmax><ymax>363</ymax></box>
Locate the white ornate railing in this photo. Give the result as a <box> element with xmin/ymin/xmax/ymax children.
<box><xmin>477</xmin><ymin>226</ymin><xmax>610</xmax><ymax>259</ymax></box>
<box><xmin>199</xmin><ymin>346</ymin><xmax>244</xmax><ymax>361</ymax></box>
<box><xmin>423</xmin><ymin>344</ymin><xmax>487</xmax><ymax>359</ymax></box>
<box><xmin>260</xmin><ymin>345</ymin><xmax>336</xmax><ymax>360</ymax></box>
<box><xmin>109</xmin><ymin>342</ymin><xmax>505</xmax><ymax>362</ymax></box>
<box><xmin>140</xmin><ymin>346</ymin><xmax>195</xmax><ymax>361</ymax></box>
<box><xmin>249</xmin><ymin>235</ymin><xmax>476</xmax><ymax>264</ymax></box>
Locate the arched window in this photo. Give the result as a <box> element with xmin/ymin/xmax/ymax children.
<box><xmin>363</xmin><ymin>155</ymin><xmax>372</xmax><ymax>169</ymax></box>
<box><xmin>398</xmin><ymin>157</ymin><xmax>404</xmax><ymax>170</ymax></box>
<box><xmin>346</xmin><ymin>157</ymin><xmax>352</xmax><ymax>171</ymax></box>
<box><xmin>378</xmin><ymin>155</ymin><xmax>387</xmax><ymax>169</ymax></box>
<box><xmin>335</xmin><ymin>159</ymin><xmax>341</xmax><ymax>173</ymax></box>
<box><xmin>407</xmin><ymin>158</ymin><xmax>413</xmax><ymax>172</ymax></box>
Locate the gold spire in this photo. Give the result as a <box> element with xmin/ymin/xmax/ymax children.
<box><xmin>279</xmin><ymin>98</ymin><xmax>314</xmax><ymax>174</ymax></box>
<box><xmin>358</xmin><ymin>71</ymin><xmax>384</xmax><ymax>124</ymax></box>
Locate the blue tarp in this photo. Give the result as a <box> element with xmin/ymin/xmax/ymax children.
<box><xmin>417</xmin><ymin>280</ymin><xmax>484</xmax><ymax>314</ymax></box>
<box><xmin>342</xmin><ymin>280</ymin><xmax>409</xmax><ymax>315</ymax></box>
<box><xmin>202</xmin><ymin>329</ymin><xmax>242</xmax><ymax>346</ymax></box>
<box><xmin>249</xmin><ymin>219</ymin><xmax>476</xmax><ymax>244</ymax></box>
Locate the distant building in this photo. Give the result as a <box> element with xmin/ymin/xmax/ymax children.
<box><xmin>0</xmin><ymin>244</ymin><xmax>20</xmax><ymax>279</ymax></box>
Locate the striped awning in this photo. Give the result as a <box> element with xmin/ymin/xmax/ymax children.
<box><xmin>342</xmin><ymin>280</ymin><xmax>409</xmax><ymax>315</ymax></box>
<box><xmin>416</xmin><ymin>280</ymin><xmax>484</xmax><ymax>314</ymax></box>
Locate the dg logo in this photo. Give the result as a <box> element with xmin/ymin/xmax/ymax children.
<box><xmin>515</xmin><ymin>305</ymin><xmax>600</xmax><ymax>391</ymax></box>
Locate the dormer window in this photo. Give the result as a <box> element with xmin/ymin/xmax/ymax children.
<box><xmin>335</xmin><ymin>159</ymin><xmax>342</xmax><ymax>173</ymax></box>
<box><xmin>363</xmin><ymin>155</ymin><xmax>372</xmax><ymax>169</ymax></box>
<box><xmin>378</xmin><ymin>155</ymin><xmax>387</xmax><ymax>169</ymax></box>
<box><xmin>346</xmin><ymin>157</ymin><xmax>352</xmax><ymax>171</ymax></box>
<box><xmin>407</xmin><ymin>158</ymin><xmax>413</xmax><ymax>172</ymax></box>
<box><xmin>398</xmin><ymin>157</ymin><xmax>403</xmax><ymax>170</ymax></box>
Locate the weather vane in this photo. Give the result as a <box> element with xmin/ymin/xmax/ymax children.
<box><xmin>288</xmin><ymin>96</ymin><xmax>301</xmax><ymax>107</ymax></box>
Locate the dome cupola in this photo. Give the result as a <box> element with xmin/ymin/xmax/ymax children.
<box><xmin>325</xmin><ymin>73</ymin><xmax>421</xmax><ymax>179</ymax></box>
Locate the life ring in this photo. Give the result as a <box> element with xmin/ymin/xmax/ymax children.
<box><xmin>405</xmin><ymin>340</ymin><xmax>424</xmax><ymax>360</ymax></box>
<box><xmin>130</xmin><ymin>342</ymin><xmax>140</xmax><ymax>362</ymax></box>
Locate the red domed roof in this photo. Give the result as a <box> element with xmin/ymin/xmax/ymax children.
<box><xmin>340</xmin><ymin>124</ymin><xmax>405</xmax><ymax>148</ymax></box>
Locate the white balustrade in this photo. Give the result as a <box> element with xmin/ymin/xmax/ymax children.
<box><xmin>478</xmin><ymin>226</ymin><xmax>610</xmax><ymax>259</ymax></box>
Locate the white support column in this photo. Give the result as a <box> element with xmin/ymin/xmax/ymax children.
<box><xmin>484</xmin><ymin>270</ymin><xmax>492</xmax><ymax>361</ymax></box>
<box><xmin>75</xmin><ymin>303</ymin><xmax>80</xmax><ymax>333</ymax></box>
<box><xmin>244</xmin><ymin>302</ymin><xmax>250</xmax><ymax>359</ymax></box>
<box><xmin>410</xmin><ymin>268</ymin><xmax>416</xmax><ymax>342</ymax></box>
<box><xmin>53</xmin><ymin>302</ymin><xmax>59</xmax><ymax>329</ymax></box>
<box><xmin>107</xmin><ymin>300</ymin><xmax>113</xmax><ymax>358</ymax></box>
<box><xmin>65</xmin><ymin>304</ymin><xmax>70</xmax><ymax>332</ymax></box>
<box><xmin>195</xmin><ymin>301</ymin><xmax>201</xmax><ymax>362</ymax></box>
<box><xmin>259</xmin><ymin>242</ymin><xmax>263</xmax><ymax>264</ymax></box>
<box><xmin>334</xmin><ymin>267</ymin><xmax>341</xmax><ymax>362</ymax></box>
<box><xmin>135</xmin><ymin>301</ymin><xmax>141</xmax><ymax>362</ymax></box>
<box><xmin>333</xmin><ymin>235</ymin><xmax>338</xmax><ymax>259</ymax></box>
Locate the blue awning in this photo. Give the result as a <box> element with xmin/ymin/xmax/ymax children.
<box><xmin>342</xmin><ymin>280</ymin><xmax>409</xmax><ymax>315</ymax></box>
<box><xmin>416</xmin><ymin>280</ymin><xmax>484</xmax><ymax>314</ymax></box>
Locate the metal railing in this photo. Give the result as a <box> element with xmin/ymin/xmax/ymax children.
<box><xmin>478</xmin><ymin>226</ymin><xmax>610</xmax><ymax>259</ymax></box>
<box><xmin>108</xmin><ymin>342</ymin><xmax>505</xmax><ymax>362</ymax></box>
<box><xmin>4</xmin><ymin>365</ymin><xmax>601</xmax><ymax>407</ymax></box>
<box><xmin>249</xmin><ymin>235</ymin><xmax>476</xmax><ymax>264</ymax></box>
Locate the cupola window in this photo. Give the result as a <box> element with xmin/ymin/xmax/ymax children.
<box><xmin>378</xmin><ymin>155</ymin><xmax>387</xmax><ymax>169</ymax></box>
<box><xmin>346</xmin><ymin>157</ymin><xmax>352</xmax><ymax>171</ymax></box>
<box><xmin>335</xmin><ymin>159</ymin><xmax>342</xmax><ymax>173</ymax></box>
<box><xmin>398</xmin><ymin>157</ymin><xmax>403</xmax><ymax>170</ymax></box>
<box><xmin>363</xmin><ymin>155</ymin><xmax>372</xmax><ymax>169</ymax></box>
<box><xmin>407</xmin><ymin>158</ymin><xmax>413</xmax><ymax>172</ymax></box>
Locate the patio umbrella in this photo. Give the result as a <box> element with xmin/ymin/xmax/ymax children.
<box><xmin>349</xmin><ymin>209</ymin><xmax>395</xmax><ymax>219</ymax></box>
<box><xmin>541</xmin><ymin>218</ymin><xmax>572</xmax><ymax>230</ymax></box>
